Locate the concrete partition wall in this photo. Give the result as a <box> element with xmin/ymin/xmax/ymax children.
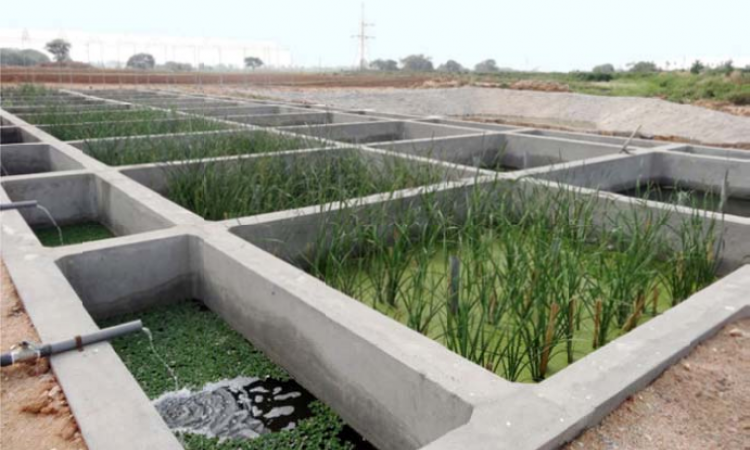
<box><xmin>373</xmin><ymin>134</ymin><xmax>507</xmax><ymax>167</ymax></box>
<box><xmin>283</xmin><ymin>120</ymin><xmax>481</xmax><ymax>145</ymax></box>
<box><xmin>228</xmin><ymin>111</ymin><xmax>333</xmax><ymax>127</ymax></box>
<box><xmin>533</xmin><ymin>152</ymin><xmax>654</xmax><ymax>191</ymax></box>
<box><xmin>1</xmin><ymin>172</ymin><xmax>173</xmax><ymax>236</ymax></box>
<box><xmin>418</xmin><ymin>118</ymin><xmax>521</xmax><ymax>132</ymax></box>
<box><xmin>2</xmin><ymin>173</ymin><xmax>98</xmax><ymax>226</ymax></box>
<box><xmin>0</xmin><ymin>143</ymin><xmax>84</xmax><ymax>175</ymax></box>
<box><xmin>136</xmin><ymin>98</ymin><xmax>237</xmax><ymax>108</ymax></box>
<box><xmin>1</xmin><ymin>126</ymin><xmax>42</xmax><ymax>144</ymax></box>
<box><xmin>192</xmin><ymin>105</ymin><xmax>304</xmax><ymax>117</ymax></box>
<box><xmin>533</xmin><ymin>151</ymin><xmax>750</xmax><ymax>199</ymax></box>
<box><xmin>669</xmin><ymin>144</ymin><xmax>750</xmax><ymax>161</ymax></box>
<box><xmin>520</xmin><ymin>129</ymin><xmax>664</xmax><ymax>148</ymax></box>
<box><xmin>197</xmin><ymin>234</ymin><xmax>486</xmax><ymax>450</ymax></box>
<box><xmin>373</xmin><ymin>132</ymin><xmax>633</xmax><ymax>170</ymax></box>
<box><xmin>282</xmin><ymin>120</ymin><xmax>405</xmax><ymax>143</ymax></box>
<box><xmin>655</xmin><ymin>152</ymin><xmax>750</xmax><ymax>196</ymax></box>
<box><xmin>51</xmin><ymin>228</ymin><xmax>501</xmax><ymax>450</ymax></box>
<box><xmin>57</xmin><ymin>234</ymin><xmax>194</xmax><ymax>318</ymax></box>
<box><xmin>4</xmin><ymin>103</ymin><xmax>132</xmax><ymax>114</ymax></box>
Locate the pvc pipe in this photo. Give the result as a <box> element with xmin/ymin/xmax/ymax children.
<box><xmin>0</xmin><ymin>200</ymin><xmax>38</xmax><ymax>211</ymax></box>
<box><xmin>0</xmin><ymin>320</ymin><xmax>143</xmax><ymax>367</ymax></box>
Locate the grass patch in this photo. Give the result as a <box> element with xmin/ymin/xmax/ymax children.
<box><xmin>463</xmin><ymin>70</ymin><xmax>750</xmax><ymax>104</ymax></box>
<box><xmin>298</xmin><ymin>181</ymin><xmax>721</xmax><ymax>382</ymax></box>
<box><xmin>164</xmin><ymin>151</ymin><xmax>447</xmax><ymax>220</ymax></box>
<box><xmin>34</xmin><ymin>222</ymin><xmax>114</xmax><ymax>247</ymax></box>
<box><xmin>81</xmin><ymin>131</ymin><xmax>315</xmax><ymax>166</ymax></box>
<box><xmin>21</xmin><ymin>108</ymin><xmax>173</xmax><ymax>125</ymax></box>
<box><xmin>44</xmin><ymin>117</ymin><xmax>231</xmax><ymax>141</ymax></box>
<box><xmin>101</xmin><ymin>300</ymin><xmax>360</xmax><ymax>450</ymax></box>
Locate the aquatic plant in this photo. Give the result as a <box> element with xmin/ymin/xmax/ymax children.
<box><xmin>81</xmin><ymin>130</ymin><xmax>315</xmax><ymax>166</ymax></box>
<box><xmin>296</xmin><ymin>179</ymin><xmax>721</xmax><ymax>382</ymax></box>
<box><xmin>164</xmin><ymin>151</ymin><xmax>447</xmax><ymax>220</ymax></box>
<box><xmin>44</xmin><ymin>116</ymin><xmax>230</xmax><ymax>141</ymax></box>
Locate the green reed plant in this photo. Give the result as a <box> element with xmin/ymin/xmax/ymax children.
<box><xmin>81</xmin><ymin>131</ymin><xmax>315</xmax><ymax>166</ymax></box>
<box><xmin>295</xmin><ymin>177</ymin><xmax>722</xmax><ymax>383</ymax></box>
<box><xmin>663</xmin><ymin>211</ymin><xmax>722</xmax><ymax>305</ymax></box>
<box><xmin>164</xmin><ymin>151</ymin><xmax>447</xmax><ymax>221</ymax></box>
<box><xmin>45</xmin><ymin>117</ymin><xmax>230</xmax><ymax>141</ymax></box>
<box><xmin>22</xmin><ymin>108</ymin><xmax>171</xmax><ymax>125</ymax></box>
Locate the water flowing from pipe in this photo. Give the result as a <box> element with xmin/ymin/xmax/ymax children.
<box><xmin>35</xmin><ymin>204</ymin><xmax>63</xmax><ymax>246</ymax></box>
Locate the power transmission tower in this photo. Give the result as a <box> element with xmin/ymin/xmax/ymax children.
<box><xmin>351</xmin><ymin>3</ymin><xmax>374</xmax><ymax>70</ymax></box>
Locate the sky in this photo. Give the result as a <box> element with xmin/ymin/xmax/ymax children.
<box><xmin>1</xmin><ymin>0</ymin><xmax>748</xmax><ymax>71</ymax></box>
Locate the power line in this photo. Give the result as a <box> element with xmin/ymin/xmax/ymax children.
<box><xmin>351</xmin><ymin>3</ymin><xmax>374</xmax><ymax>70</ymax></box>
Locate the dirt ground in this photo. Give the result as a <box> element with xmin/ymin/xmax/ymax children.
<box><xmin>565</xmin><ymin>318</ymin><xmax>750</xmax><ymax>450</ymax></box>
<box><xmin>1</xmin><ymin>262</ymin><xmax>87</xmax><ymax>450</ymax></box>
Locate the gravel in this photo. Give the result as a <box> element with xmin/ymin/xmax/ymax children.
<box><xmin>200</xmin><ymin>86</ymin><xmax>750</xmax><ymax>147</ymax></box>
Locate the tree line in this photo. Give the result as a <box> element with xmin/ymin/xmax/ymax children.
<box><xmin>0</xmin><ymin>39</ymin><xmax>266</xmax><ymax>71</ymax></box>
<box><xmin>371</xmin><ymin>55</ymin><xmax>748</xmax><ymax>75</ymax></box>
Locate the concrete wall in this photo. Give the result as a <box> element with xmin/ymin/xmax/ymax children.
<box><xmin>534</xmin><ymin>151</ymin><xmax>750</xmax><ymax>198</ymax></box>
<box><xmin>2</xmin><ymin>173</ymin><xmax>98</xmax><ymax>226</ymax></box>
<box><xmin>0</xmin><ymin>143</ymin><xmax>84</xmax><ymax>175</ymax></box>
<box><xmin>670</xmin><ymin>145</ymin><xmax>750</xmax><ymax>161</ymax></box>
<box><xmin>1</xmin><ymin>171</ymin><xmax>172</xmax><ymax>236</ymax></box>
<box><xmin>5</xmin><ymin>103</ymin><xmax>131</xmax><ymax>114</ymax></box>
<box><xmin>520</xmin><ymin>129</ymin><xmax>664</xmax><ymax>148</ymax></box>
<box><xmin>198</xmin><ymin>235</ymin><xmax>479</xmax><ymax>449</ymax></box>
<box><xmin>57</xmin><ymin>234</ymin><xmax>194</xmax><ymax>318</ymax></box>
<box><xmin>1</xmin><ymin>126</ymin><xmax>42</xmax><ymax>144</ymax></box>
<box><xmin>374</xmin><ymin>132</ymin><xmax>631</xmax><ymax>170</ymax></box>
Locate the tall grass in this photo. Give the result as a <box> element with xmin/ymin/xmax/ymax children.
<box><xmin>44</xmin><ymin>117</ymin><xmax>231</xmax><ymax>141</ymax></box>
<box><xmin>21</xmin><ymin>108</ymin><xmax>171</xmax><ymax>125</ymax></box>
<box><xmin>164</xmin><ymin>151</ymin><xmax>448</xmax><ymax>220</ymax></box>
<box><xmin>299</xmin><ymin>180</ymin><xmax>722</xmax><ymax>382</ymax></box>
<box><xmin>81</xmin><ymin>131</ymin><xmax>316</xmax><ymax>166</ymax></box>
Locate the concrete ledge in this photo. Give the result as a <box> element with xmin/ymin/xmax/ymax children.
<box><xmin>0</xmin><ymin>143</ymin><xmax>84</xmax><ymax>176</ymax></box>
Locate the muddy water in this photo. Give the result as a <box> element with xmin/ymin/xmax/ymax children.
<box><xmin>154</xmin><ymin>376</ymin><xmax>315</xmax><ymax>439</ymax></box>
<box><xmin>154</xmin><ymin>376</ymin><xmax>375</xmax><ymax>448</ymax></box>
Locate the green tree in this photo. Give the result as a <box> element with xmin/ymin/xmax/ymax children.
<box><xmin>400</xmin><ymin>54</ymin><xmax>434</xmax><ymax>72</ymax></box>
<box><xmin>126</xmin><ymin>53</ymin><xmax>155</xmax><ymax>70</ymax></box>
<box><xmin>474</xmin><ymin>59</ymin><xmax>499</xmax><ymax>73</ymax></box>
<box><xmin>628</xmin><ymin>61</ymin><xmax>659</xmax><ymax>73</ymax></box>
<box><xmin>438</xmin><ymin>60</ymin><xmax>465</xmax><ymax>73</ymax></box>
<box><xmin>592</xmin><ymin>63</ymin><xmax>615</xmax><ymax>74</ymax></box>
<box><xmin>244</xmin><ymin>56</ymin><xmax>264</xmax><ymax>70</ymax></box>
<box><xmin>369</xmin><ymin>59</ymin><xmax>398</xmax><ymax>71</ymax></box>
<box><xmin>716</xmin><ymin>60</ymin><xmax>734</xmax><ymax>76</ymax></box>
<box><xmin>45</xmin><ymin>39</ymin><xmax>71</xmax><ymax>63</ymax></box>
<box><xmin>690</xmin><ymin>60</ymin><xmax>705</xmax><ymax>75</ymax></box>
<box><xmin>0</xmin><ymin>48</ymin><xmax>50</xmax><ymax>66</ymax></box>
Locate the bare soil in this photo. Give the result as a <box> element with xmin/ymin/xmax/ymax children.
<box><xmin>565</xmin><ymin>318</ymin><xmax>750</xmax><ymax>450</ymax></box>
<box><xmin>1</xmin><ymin>261</ymin><xmax>87</xmax><ymax>450</ymax></box>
